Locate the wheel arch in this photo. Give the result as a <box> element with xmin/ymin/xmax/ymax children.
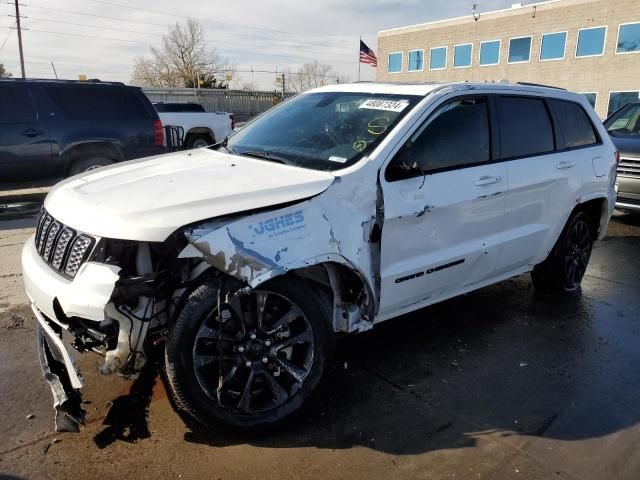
<box><xmin>574</xmin><ymin>195</ymin><xmax>610</xmax><ymax>240</ymax></box>
<box><xmin>62</xmin><ymin>141</ymin><xmax>124</xmax><ymax>176</ymax></box>
<box><xmin>185</xmin><ymin>127</ymin><xmax>215</xmax><ymax>144</ymax></box>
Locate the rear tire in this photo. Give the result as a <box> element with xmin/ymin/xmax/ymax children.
<box><xmin>164</xmin><ymin>275</ymin><xmax>334</xmax><ymax>430</ymax></box>
<box><xmin>186</xmin><ymin>134</ymin><xmax>212</xmax><ymax>149</ymax></box>
<box><xmin>68</xmin><ymin>157</ymin><xmax>114</xmax><ymax>176</ymax></box>
<box><xmin>531</xmin><ymin>210</ymin><xmax>594</xmax><ymax>293</ymax></box>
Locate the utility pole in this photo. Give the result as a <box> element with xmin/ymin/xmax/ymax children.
<box><xmin>14</xmin><ymin>0</ymin><xmax>25</xmax><ymax>78</ymax></box>
<box><xmin>281</xmin><ymin>73</ymin><xmax>285</xmax><ymax>99</ymax></box>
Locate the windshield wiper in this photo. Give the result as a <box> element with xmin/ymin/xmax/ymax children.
<box><xmin>236</xmin><ymin>150</ymin><xmax>292</xmax><ymax>165</ymax></box>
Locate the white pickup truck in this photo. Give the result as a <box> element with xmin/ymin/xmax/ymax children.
<box><xmin>154</xmin><ymin>102</ymin><xmax>234</xmax><ymax>149</ymax></box>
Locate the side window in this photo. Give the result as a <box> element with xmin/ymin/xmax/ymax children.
<box><xmin>496</xmin><ymin>96</ymin><xmax>554</xmax><ymax>159</ymax></box>
<box><xmin>387</xmin><ymin>97</ymin><xmax>490</xmax><ymax>181</ymax></box>
<box><xmin>45</xmin><ymin>86</ymin><xmax>150</xmax><ymax>121</ymax></box>
<box><xmin>548</xmin><ymin>99</ymin><xmax>599</xmax><ymax>148</ymax></box>
<box><xmin>0</xmin><ymin>85</ymin><xmax>37</xmax><ymax>123</ymax></box>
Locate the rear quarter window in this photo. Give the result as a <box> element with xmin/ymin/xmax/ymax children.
<box><xmin>0</xmin><ymin>84</ymin><xmax>37</xmax><ymax>123</ymax></box>
<box><xmin>548</xmin><ymin>99</ymin><xmax>599</xmax><ymax>148</ymax></box>
<box><xmin>44</xmin><ymin>85</ymin><xmax>151</xmax><ymax>121</ymax></box>
<box><xmin>496</xmin><ymin>96</ymin><xmax>555</xmax><ymax>159</ymax></box>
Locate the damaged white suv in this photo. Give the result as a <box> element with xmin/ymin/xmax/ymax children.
<box><xmin>22</xmin><ymin>82</ymin><xmax>617</xmax><ymax>431</ymax></box>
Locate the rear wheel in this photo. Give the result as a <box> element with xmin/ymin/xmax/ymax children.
<box><xmin>531</xmin><ymin>210</ymin><xmax>594</xmax><ymax>293</ymax></box>
<box><xmin>186</xmin><ymin>134</ymin><xmax>211</xmax><ymax>149</ymax></box>
<box><xmin>164</xmin><ymin>275</ymin><xmax>333</xmax><ymax>430</ymax></box>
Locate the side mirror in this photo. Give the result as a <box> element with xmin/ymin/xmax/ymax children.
<box><xmin>387</xmin><ymin>146</ymin><xmax>424</xmax><ymax>181</ymax></box>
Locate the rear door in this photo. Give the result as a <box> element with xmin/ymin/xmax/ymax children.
<box><xmin>495</xmin><ymin>95</ymin><xmax>596</xmax><ymax>274</ymax></box>
<box><xmin>0</xmin><ymin>83</ymin><xmax>53</xmax><ymax>182</ymax></box>
<box><xmin>379</xmin><ymin>95</ymin><xmax>507</xmax><ymax>317</ymax></box>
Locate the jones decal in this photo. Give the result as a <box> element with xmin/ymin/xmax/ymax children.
<box><xmin>250</xmin><ymin>211</ymin><xmax>305</xmax><ymax>237</ymax></box>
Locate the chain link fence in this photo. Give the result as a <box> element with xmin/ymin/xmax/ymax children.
<box><xmin>142</xmin><ymin>88</ymin><xmax>296</xmax><ymax>122</ymax></box>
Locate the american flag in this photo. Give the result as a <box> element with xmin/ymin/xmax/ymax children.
<box><xmin>360</xmin><ymin>40</ymin><xmax>378</xmax><ymax>67</ymax></box>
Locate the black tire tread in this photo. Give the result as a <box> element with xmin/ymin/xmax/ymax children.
<box><xmin>164</xmin><ymin>275</ymin><xmax>333</xmax><ymax>431</ymax></box>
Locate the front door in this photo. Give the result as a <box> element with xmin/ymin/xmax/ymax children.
<box><xmin>378</xmin><ymin>95</ymin><xmax>506</xmax><ymax>318</ymax></box>
<box><xmin>0</xmin><ymin>83</ymin><xmax>53</xmax><ymax>182</ymax></box>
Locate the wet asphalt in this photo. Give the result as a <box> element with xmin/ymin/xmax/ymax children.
<box><xmin>0</xmin><ymin>207</ymin><xmax>639</xmax><ymax>479</ymax></box>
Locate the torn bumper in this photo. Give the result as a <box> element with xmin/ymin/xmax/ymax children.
<box><xmin>34</xmin><ymin>305</ymin><xmax>86</xmax><ymax>432</ymax></box>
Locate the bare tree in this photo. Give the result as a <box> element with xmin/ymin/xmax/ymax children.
<box><xmin>285</xmin><ymin>61</ymin><xmax>338</xmax><ymax>93</ymax></box>
<box><xmin>131</xmin><ymin>19</ymin><xmax>228</xmax><ymax>88</ymax></box>
<box><xmin>0</xmin><ymin>64</ymin><xmax>11</xmax><ymax>78</ymax></box>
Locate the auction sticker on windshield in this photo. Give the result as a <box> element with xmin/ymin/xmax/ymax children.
<box><xmin>359</xmin><ymin>99</ymin><xmax>409</xmax><ymax>112</ymax></box>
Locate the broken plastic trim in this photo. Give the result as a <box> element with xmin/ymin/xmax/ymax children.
<box><xmin>36</xmin><ymin>324</ymin><xmax>86</xmax><ymax>432</ymax></box>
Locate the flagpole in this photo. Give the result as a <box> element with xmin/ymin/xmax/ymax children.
<box><xmin>358</xmin><ymin>37</ymin><xmax>361</xmax><ymax>82</ymax></box>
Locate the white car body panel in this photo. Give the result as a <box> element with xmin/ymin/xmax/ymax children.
<box><xmin>157</xmin><ymin>111</ymin><xmax>233</xmax><ymax>145</ymax></box>
<box><xmin>44</xmin><ymin>148</ymin><xmax>335</xmax><ymax>241</ymax></box>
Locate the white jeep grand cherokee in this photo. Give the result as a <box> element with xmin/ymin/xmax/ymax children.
<box><xmin>22</xmin><ymin>82</ymin><xmax>617</xmax><ymax>431</ymax></box>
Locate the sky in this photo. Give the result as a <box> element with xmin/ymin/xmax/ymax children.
<box><xmin>0</xmin><ymin>0</ymin><xmax>531</xmax><ymax>89</ymax></box>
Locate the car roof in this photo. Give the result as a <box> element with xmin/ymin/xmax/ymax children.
<box><xmin>0</xmin><ymin>78</ymin><xmax>128</xmax><ymax>87</ymax></box>
<box><xmin>306</xmin><ymin>81</ymin><xmax>577</xmax><ymax>100</ymax></box>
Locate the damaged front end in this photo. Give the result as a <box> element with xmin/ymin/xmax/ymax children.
<box><xmin>25</xmin><ymin>229</ymin><xmax>199</xmax><ymax>432</ymax></box>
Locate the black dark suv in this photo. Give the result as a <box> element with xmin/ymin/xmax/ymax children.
<box><xmin>0</xmin><ymin>79</ymin><xmax>167</xmax><ymax>183</ymax></box>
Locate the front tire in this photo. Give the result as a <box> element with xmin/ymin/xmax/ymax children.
<box><xmin>531</xmin><ymin>210</ymin><xmax>594</xmax><ymax>293</ymax></box>
<box><xmin>165</xmin><ymin>275</ymin><xmax>333</xmax><ymax>430</ymax></box>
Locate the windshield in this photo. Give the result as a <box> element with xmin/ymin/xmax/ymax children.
<box><xmin>605</xmin><ymin>101</ymin><xmax>640</xmax><ymax>137</ymax></box>
<box><xmin>225</xmin><ymin>92</ymin><xmax>422</xmax><ymax>171</ymax></box>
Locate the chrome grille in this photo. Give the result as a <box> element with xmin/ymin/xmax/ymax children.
<box><xmin>35</xmin><ymin>209</ymin><xmax>95</xmax><ymax>278</ymax></box>
<box><xmin>618</xmin><ymin>157</ymin><xmax>640</xmax><ymax>178</ymax></box>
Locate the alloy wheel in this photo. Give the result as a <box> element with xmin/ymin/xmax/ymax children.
<box><xmin>564</xmin><ymin>219</ymin><xmax>592</xmax><ymax>290</ymax></box>
<box><xmin>191</xmin><ymin>290</ymin><xmax>315</xmax><ymax>415</ymax></box>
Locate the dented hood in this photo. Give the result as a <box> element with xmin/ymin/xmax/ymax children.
<box><xmin>45</xmin><ymin>149</ymin><xmax>335</xmax><ymax>241</ymax></box>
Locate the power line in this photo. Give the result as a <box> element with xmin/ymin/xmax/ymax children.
<box><xmin>27</xmin><ymin>3</ymin><xmax>352</xmax><ymax>53</ymax></box>
<box><xmin>25</xmin><ymin>16</ymin><xmax>161</xmax><ymax>37</ymax></box>
<box><xmin>20</xmin><ymin>16</ymin><xmax>350</xmax><ymax>60</ymax></box>
<box><xmin>16</xmin><ymin>28</ymin><xmax>149</xmax><ymax>44</ymax></box>
<box><xmin>82</xmin><ymin>0</ymin><xmax>341</xmax><ymax>40</ymax></box>
<box><xmin>0</xmin><ymin>20</ymin><xmax>14</xmax><ymax>53</ymax></box>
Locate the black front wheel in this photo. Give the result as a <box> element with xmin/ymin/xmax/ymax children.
<box><xmin>165</xmin><ymin>274</ymin><xmax>333</xmax><ymax>429</ymax></box>
<box><xmin>531</xmin><ymin>210</ymin><xmax>594</xmax><ymax>293</ymax></box>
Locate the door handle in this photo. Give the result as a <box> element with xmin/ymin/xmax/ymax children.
<box><xmin>475</xmin><ymin>175</ymin><xmax>501</xmax><ymax>186</ymax></box>
<box><xmin>556</xmin><ymin>161</ymin><xmax>575</xmax><ymax>170</ymax></box>
<box><xmin>20</xmin><ymin>129</ymin><xmax>44</xmax><ymax>137</ymax></box>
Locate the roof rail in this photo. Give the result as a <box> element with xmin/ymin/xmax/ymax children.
<box><xmin>0</xmin><ymin>78</ymin><xmax>125</xmax><ymax>86</ymax></box>
<box><xmin>516</xmin><ymin>81</ymin><xmax>566</xmax><ymax>91</ymax></box>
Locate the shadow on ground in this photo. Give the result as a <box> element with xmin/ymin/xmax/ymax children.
<box><xmin>65</xmin><ymin>215</ymin><xmax>640</xmax><ymax>456</ymax></box>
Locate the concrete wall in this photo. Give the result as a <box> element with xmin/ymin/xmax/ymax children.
<box><xmin>377</xmin><ymin>0</ymin><xmax>640</xmax><ymax>118</ymax></box>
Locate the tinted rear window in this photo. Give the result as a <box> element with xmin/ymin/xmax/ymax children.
<box><xmin>44</xmin><ymin>85</ymin><xmax>151</xmax><ymax>121</ymax></box>
<box><xmin>548</xmin><ymin>99</ymin><xmax>598</xmax><ymax>148</ymax></box>
<box><xmin>154</xmin><ymin>103</ymin><xmax>205</xmax><ymax>112</ymax></box>
<box><xmin>496</xmin><ymin>96</ymin><xmax>554</xmax><ymax>159</ymax></box>
<box><xmin>0</xmin><ymin>85</ymin><xmax>37</xmax><ymax>123</ymax></box>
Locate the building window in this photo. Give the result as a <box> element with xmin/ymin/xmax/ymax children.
<box><xmin>479</xmin><ymin>40</ymin><xmax>500</xmax><ymax>66</ymax></box>
<box><xmin>608</xmin><ymin>91</ymin><xmax>640</xmax><ymax>117</ymax></box>
<box><xmin>508</xmin><ymin>36</ymin><xmax>532</xmax><ymax>63</ymax></box>
<box><xmin>540</xmin><ymin>32</ymin><xmax>567</xmax><ymax>61</ymax></box>
<box><xmin>617</xmin><ymin>22</ymin><xmax>640</xmax><ymax>54</ymax></box>
<box><xmin>408</xmin><ymin>49</ymin><xmax>424</xmax><ymax>71</ymax></box>
<box><xmin>576</xmin><ymin>26</ymin><xmax>607</xmax><ymax>57</ymax></box>
<box><xmin>580</xmin><ymin>92</ymin><xmax>598</xmax><ymax>109</ymax></box>
<box><xmin>453</xmin><ymin>43</ymin><xmax>473</xmax><ymax>68</ymax></box>
<box><xmin>429</xmin><ymin>46</ymin><xmax>447</xmax><ymax>70</ymax></box>
<box><xmin>388</xmin><ymin>52</ymin><xmax>403</xmax><ymax>73</ymax></box>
